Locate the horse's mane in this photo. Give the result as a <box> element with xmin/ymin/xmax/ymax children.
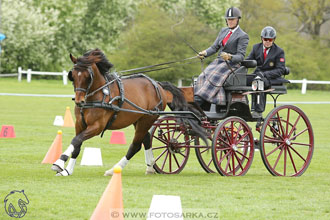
<box><xmin>75</xmin><ymin>48</ymin><xmax>113</xmax><ymax>75</ymax></box>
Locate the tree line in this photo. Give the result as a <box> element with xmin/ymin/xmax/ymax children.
<box><xmin>1</xmin><ymin>0</ymin><xmax>330</xmax><ymax>89</ymax></box>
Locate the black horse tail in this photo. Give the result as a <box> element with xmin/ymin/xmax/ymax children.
<box><xmin>158</xmin><ymin>81</ymin><xmax>208</xmax><ymax>145</ymax></box>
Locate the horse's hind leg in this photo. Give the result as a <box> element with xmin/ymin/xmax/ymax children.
<box><xmin>143</xmin><ymin>132</ymin><xmax>156</xmax><ymax>174</ymax></box>
<box><xmin>104</xmin><ymin>117</ymin><xmax>157</xmax><ymax>176</ymax></box>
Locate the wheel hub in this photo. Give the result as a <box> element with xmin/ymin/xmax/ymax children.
<box><xmin>231</xmin><ymin>144</ymin><xmax>238</xmax><ymax>151</ymax></box>
<box><xmin>169</xmin><ymin>138</ymin><xmax>180</xmax><ymax>153</ymax></box>
<box><xmin>285</xmin><ymin>138</ymin><xmax>291</xmax><ymax>146</ymax></box>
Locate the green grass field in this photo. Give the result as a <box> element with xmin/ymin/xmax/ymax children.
<box><xmin>0</xmin><ymin>78</ymin><xmax>330</xmax><ymax>220</ymax></box>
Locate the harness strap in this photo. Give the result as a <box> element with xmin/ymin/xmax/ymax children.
<box><xmin>100</xmin><ymin>73</ymin><xmax>124</xmax><ymax>137</ymax></box>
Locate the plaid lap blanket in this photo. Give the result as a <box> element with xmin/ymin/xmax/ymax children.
<box><xmin>194</xmin><ymin>58</ymin><xmax>239</xmax><ymax>105</ymax></box>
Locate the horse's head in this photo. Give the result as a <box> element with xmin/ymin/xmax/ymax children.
<box><xmin>68</xmin><ymin>49</ymin><xmax>113</xmax><ymax>106</ymax></box>
<box><xmin>68</xmin><ymin>54</ymin><xmax>97</xmax><ymax>106</ymax></box>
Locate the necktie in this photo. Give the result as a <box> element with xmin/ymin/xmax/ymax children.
<box><xmin>222</xmin><ymin>31</ymin><xmax>232</xmax><ymax>46</ymax></box>
<box><xmin>263</xmin><ymin>48</ymin><xmax>268</xmax><ymax>60</ymax></box>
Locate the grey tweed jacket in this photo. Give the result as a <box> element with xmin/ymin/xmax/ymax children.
<box><xmin>205</xmin><ymin>26</ymin><xmax>249</xmax><ymax>64</ymax></box>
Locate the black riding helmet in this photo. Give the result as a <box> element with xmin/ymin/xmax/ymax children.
<box><xmin>224</xmin><ymin>7</ymin><xmax>242</xmax><ymax>19</ymax></box>
<box><xmin>261</xmin><ymin>26</ymin><xmax>277</xmax><ymax>39</ymax></box>
<box><xmin>224</xmin><ymin>7</ymin><xmax>241</xmax><ymax>28</ymax></box>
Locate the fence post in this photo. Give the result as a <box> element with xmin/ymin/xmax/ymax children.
<box><xmin>62</xmin><ymin>71</ymin><xmax>67</xmax><ymax>85</ymax></box>
<box><xmin>178</xmin><ymin>79</ymin><xmax>182</xmax><ymax>87</ymax></box>
<box><xmin>301</xmin><ymin>78</ymin><xmax>307</xmax><ymax>94</ymax></box>
<box><xmin>27</xmin><ymin>69</ymin><xmax>31</xmax><ymax>83</ymax></box>
<box><xmin>18</xmin><ymin>67</ymin><xmax>22</xmax><ymax>82</ymax></box>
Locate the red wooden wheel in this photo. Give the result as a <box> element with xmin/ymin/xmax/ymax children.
<box><xmin>195</xmin><ymin>137</ymin><xmax>216</xmax><ymax>173</ymax></box>
<box><xmin>212</xmin><ymin>117</ymin><xmax>254</xmax><ymax>176</ymax></box>
<box><xmin>260</xmin><ymin>105</ymin><xmax>314</xmax><ymax>176</ymax></box>
<box><xmin>149</xmin><ymin>116</ymin><xmax>190</xmax><ymax>174</ymax></box>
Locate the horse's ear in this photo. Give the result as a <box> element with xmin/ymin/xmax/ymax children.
<box><xmin>70</xmin><ymin>53</ymin><xmax>77</xmax><ymax>64</ymax></box>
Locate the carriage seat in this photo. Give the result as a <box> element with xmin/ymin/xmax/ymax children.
<box><xmin>224</xmin><ymin>60</ymin><xmax>257</xmax><ymax>87</ymax></box>
<box><xmin>225</xmin><ymin>66</ymin><xmax>290</xmax><ymax>93</ymax></box>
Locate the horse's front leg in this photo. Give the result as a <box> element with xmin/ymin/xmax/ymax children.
<box><xmin>51</xmin><ymin>125</ymin><xmax>102</xmax><ymax>176</ymax></box>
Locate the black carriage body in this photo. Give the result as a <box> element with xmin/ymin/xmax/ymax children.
<box><xmin>150</xmin><ymin>60</ymin><xmax>314</xmax><ymax>177</ymax></box>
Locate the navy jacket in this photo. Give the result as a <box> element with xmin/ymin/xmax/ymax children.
<box><xmin>247</xmin><ymin>43</ymin><xmax>286</xmax><ymax>81</ymax></box>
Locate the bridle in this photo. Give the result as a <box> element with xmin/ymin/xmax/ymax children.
<box><xmin>73</xmin><ymin>66</ymin><xmax>95</xmax><ymax>96</ymax></box>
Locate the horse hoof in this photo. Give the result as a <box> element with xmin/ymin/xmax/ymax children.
<box><xmin>55</xmin><ymin>169</ymin><xmax>70</xmax><ymax>177</ymax></box>
<box><xmin>145</xmin><ymin>166</ymin><xmax>156</xmax><ymax>175</ymax></box>
<box><xmin>51</xmin><ymin>164</ymin><xmax>63</xmax><ymax>173</ymax></box>
<box><xmin>104</xmin><ymin>169</ymin><xmax>114</xmax><ymax>176</ymax></box>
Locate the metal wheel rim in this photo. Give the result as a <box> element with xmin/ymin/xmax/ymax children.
<box><xmin>212</xmin><ymin>116</ymin><xmax>254</xmax><ymax>176</ymax></box>
<box><xmin>260</xmin><ymin>105</ymin><xmax>314</xmax><ymax>176</ymax></box>
<box><xmin>150</xmin><ymin>116</ymin><xmax>190</xmax><ymax>174</ymax></box>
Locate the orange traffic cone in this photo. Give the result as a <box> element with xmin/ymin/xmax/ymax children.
<box><xmin>42</xmin><ymin>130</ymin><xmax>63</xmax><ymax>164</ymax></box>
<box><xmin>110</xmin><ymin>131</ymin><xmax>126</xmax><ymax>145</ymax></box>
<box><xmin>90</xmin><ymin>166</ymin><xmax>124</xmax><ymax>220</ymax></box>
<box><xmin>63</xmin><ymin>106</ymin><xmax>75</xmax><ymax>127</ymax></box>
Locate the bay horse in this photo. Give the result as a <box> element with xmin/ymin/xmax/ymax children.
<box><xmin>51</xmin><ymin>48</ymin><xmax>205</xmax><ymax>176</ymax></box>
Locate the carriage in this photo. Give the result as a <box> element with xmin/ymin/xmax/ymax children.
<box><xmin>149</xmin><ymin>60</ymin><xmax>314</xmax><ymax>176</ymax></box>
<box><xmin>59</xmin><ymin>49</ymin><xmax>313</xmax><ymax>177</ymax></box>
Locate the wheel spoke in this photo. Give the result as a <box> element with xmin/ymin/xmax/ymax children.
<box><xmin>236</xmin><ymin>131</ymin><xmax>249</xmax><ymax>144</ymax></box>
<box><xmin>200</xmin><ymin>147</ymin><xmax>210</xmax><ymax>154</ymax></box>
<box><xmin>232</xmin><ymin>152</ymin><xmax>235</xmax><ymax>175</ymax></box>
<box><xmin>289</xmin><ymin>128</ymin><xmax>308</xmax><ymax>141</ymax></box>
<box><xmin>153</xmin><ymin>145</ymin><xmax>168</xmax><ymax>150</ymax></box>
<box><xmin>161</xmin><ymin>151</ymin><xmax>169</xmax><ymax>170</ymax></box>
<box><xmin>288</xmin><ymin>115</ymin><xmax>301</xmax><ymax>138</ymax></box>
<box><xmin>266</xmin><ymin>143</ymin><xmax>284</xmax><ymax>157</ymax></box>
<box><xmin>169</xmin><ymin>153</ymin><xmax>172</xmax><ymax>172</ymax></box>
<box><xmin>236</xmin><ymin>150</ymin><xmax>250</xmax><ymax>161</ymax></box>
<box><xmin>286</xmin><ymin>108</ymin><xmax>290</xmax><ymax>136</ymax></box>
<box><xmin>155</xmin><ymin>149</ymin><xmax>167</xmax><ymax>162</ymax></box>
<box><xmin>207</xmin><ymin>158</ymin><xmax>213</xmax><ymax>167</ymax></box>
<box><xmin>263</xmin><ymin>137</ymin><xmax>284</xmax><ymax>144</ymax></box>
<box><xmin>290</xmin><ymin>142</ymin><xmax>312</xmax><ymax>147</ymax></box>
<box><xmin>287</xmin><ymin>147</ymin><xmax>298</xmax><ymax>173</ymax></box>
<box><xmin>274</xmin><ymin>113</ymin><xmax>285</xmax><ymax>138</ymax></box>
<box><xmin>234</xmin><ymin>123</ymin><xmax>243</xmax><ymax>141</ymax></box>
<box><xmin>234</xmin><ymin>152</ymin><xmax>244</xmax><ymax>171</ymax></box>
<box><xmin>173</xmin><ymin>153</ymin><xmax>181</xmax><ymax>170</ymax></box>
<box><xmin>273</xmin><ymin>147</ymin><xmax>284</xmax><ymax>170</ymax></box>
<box><xmin>284</xmin><ymin>146</ymin><xmax>287</xmax><ymax>176</ymax></box>
<box><xmin>217</xmin><ymin>136</ymin><xmax>232</xmax><ymax>148</ymax></box>
<box><xmin>224</xmin><ymin>152</ymin><xmax>232</xmax><ymax>173</ymax></box>
<box><xmin>224</xmin><ymin>126</ymin><xmax>232</xmax><ymax>145</ymax></box>
<box><xmin>153</xmin><ymin>135</ymin><xmax>168</xmax><ymax>145</ymax></box>
<box><xmin>218</xmin><ymin>150</ymin><xmax>231</xmax><ymax>165</ymax></box>
<box><xmin>288</xmin><ymin>145</ymin><xmax>306</xmax><ymax>162</ymax></box>
<box><xmin>267</xmin><ymin>123</ymin><xmax>285</xmax><ymax>141</ymax></box>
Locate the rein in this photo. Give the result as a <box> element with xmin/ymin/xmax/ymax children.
<box><xmin>118</xmin><ymin>56</ymin><xmax>197</xmax><ymax>74</ymax></box>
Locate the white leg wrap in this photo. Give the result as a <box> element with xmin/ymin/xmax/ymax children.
<box><xmin>104</xmin><ymin>156</ymin><xmax>129</xmax><ymax>176</ymax></box>
<box><xmin>56</xmin><ymin>158</ymin><xmax>76</xmax><ymax>176</ymax></box>
<box><xmin>145</xmin><ymin>149</ymin><xmax>155</xmax><ymax>166</ymax></box>
<box><xmin>117</xmin><ymin>156</ymin><xmax>129</xmax><ymax>168</ymax></box>
<box><xmin>53</xmin><ymin>159</ymin><xmax>65</xmax><ymax>170</ymax></box>
<box><xmin>63</xmin><ymin>144</ymin><xmax>74</xmax><ymax>157</ymax></box>
<box><xmin>145</xmin><ymin>149</ymin><xmax>155</xmax><ymax>175</ymax></box>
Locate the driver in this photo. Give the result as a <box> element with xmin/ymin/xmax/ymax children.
<box><xmin>194</xmin><ymin>7</ymin><xmax>249</xmax><ymax>110</ymax></box>
<box><xmin>246</xmin><ymin>26</ymin><xmax>286</xmax><ymax>118</ymax></box>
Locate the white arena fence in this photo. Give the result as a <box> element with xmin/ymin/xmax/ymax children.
<box><xmin>177</xmin><ymin>78</ymin><xmax>330</xmax><ymax>94</ymax></box>
<box><xmin>17</xmin><ymin>67</ymin><xmax>69</xmax><ymax>85</ymax></box>
<box><xmin>1</xmin><ymin>68</ymin><xmax>330</xmax><ymax>93</ymax></box>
